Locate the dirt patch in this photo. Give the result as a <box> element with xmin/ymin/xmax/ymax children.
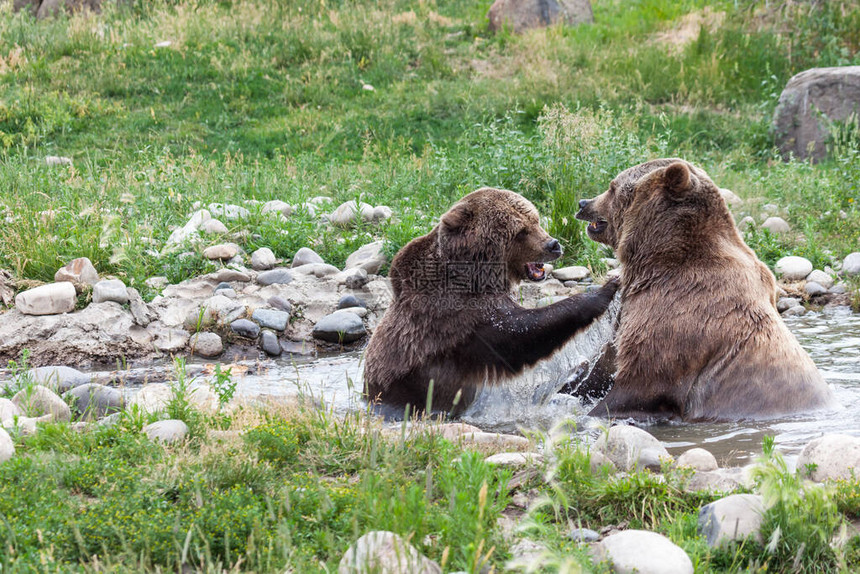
<box><xmin>652</xmin><ymin>7</ymin><xmax>726</xmax><ymax>52</ymax></box>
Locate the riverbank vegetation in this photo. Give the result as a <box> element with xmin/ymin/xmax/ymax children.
<box><xmin>0</xmin><ymin>0</ymin><xmax>858</xmax><ymax>297</ymax></box>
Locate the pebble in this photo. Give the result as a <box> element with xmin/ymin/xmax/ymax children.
<box><xmin>250</xmin><ymin>247</ymin><xmax>277</xmax><ymax>271</ymax></box>
<box><xmin>337</xmin><ymin>295</ymin><xmax>367</xmax><ymax>310</ymax></box>
<box><xmin>806</xmin><ymin>269</ymin><xmax>834</xmax><ymax>289</ymax></box>
<box><xmin>335</xmin><ymin>267</ymin><xmax>369</xmax><ymax>288</ymax></box>
<box><xmin>313</xmin><ymin>310</ymin><xmax>367</xmax><ymax>343</ymax></box>
<box><xmin>761</xmin><ymin>216</ymin><xmax>790</xmax><ymax>234</ymax></box>
<box><xmin>594</xmin><ymin>425</ymin><xmax>672</xmax><ymax>472</ymax></box>
<box><xmin>601</xmin><ymin>257</ymin><xmax>620</xmax><ymax>269</ymax></box>
<box><xmin>203</xmin><ymin>243</ymin><xmax>239</xmax><ymax>261</ymax></box>
<box><xmin>698</xmin><ymin>494</ymin><xmax>765</xmax><ymax>548</ymax></box>
<box><xmin>92</xmin><ymin>279</ymin><xmax>130</xmax><ymax>304</ymax></box>
<box><xmin>15</xmin><ymin>282</ymin><xmax>77</xmax><ymax>315</ymax></box>
<box><xmin>676</xmin><ymin>447</ymin><xmax>718</xmax><ymax>472</ymax></box>
<box><xmin>796</xmin><ymin>434</ymin><xmax>860</xmax><ymax>482</ymax></box>
<box><xmin>143</xmin><ymin>419</ymin><xmax>188</xmax><ymax>444</ymax></box>
<box><xmin>66</xmin><ymin>383</ymin><xmax>124</xmax><ymax>419</ymax></box>
<box><xmin>190</xmin><ymin>332</ymin><xmax>223</xmax><ymax>357</ymax></box>
<box><xmin>281</xmin><ymin>340</ymin><xmax>315</xmax><ymax>355</ymax></box>
<box><xmin>214</xmin><ymin>282</ymin><xmax>233</xmax><ymax>292</ymax></box>
<box><xmin>199</xmin><ymin>219</ymin><xmax>228</xmax><ymax>234</ymax></box>
<box><xmin>267</xmin><ymin>296</ymin><xmax>292</xmax><ymax>313</ymax></box>
<box><xmin>213</xmin><ymin>269</ymin><xmax>250</xmax><ymax>283</ymax></box>
<box><xmin>553</xmin><ymin>266</ymin><xmax>591</xmax><ymax>281</ymax></box>
<box><xmin>252</xmin><ymin>308</ymin><xmax>290</xmax><ymax>331</ymax></box>
<box><xmin>11</xmin><ymin>384</ymin><xmax>71</xmax><ymax>422</ymax></box>
<box><xmin>843</xmin><ymin>252</ymin><xmax>860</xmax><ymax>276</ymax></box>
<box><xmin>804</xmin><ymin>281</ymin><xmax>827</xmax><ymax>296</ymax></box>
<box><xmin>0</xmin><ymin>427</ymin><xmax>13</xmax><ymax>462</ymax></box>
<box><xmin>260</xmin><ymin>329</ymin><xmax>281</xmax><ymax>356</ymax></box>
<box><xmin>774</xmin><ymin>256</ymin><xmax>813</xmax><ymax>280</ymax></box>
<box><xmin>55</xmin><ymin>257</ymin><xmax>99</xmax><ymax>286</ymax></box>
<box><xmin>292</xmin><ymin>247</ymin><xmax>325</xmax><ymax>267</ymax></box>
<box><xmin>592</xmin><ymin>530</ymin><xmax>693</xmax><ymax>574</ymax></box>
<box><xmin>256</xmin><ymin>268</ymin><xmax>294</xmax><ymax>286</ymax></box>
<box><xmin>345</xmin><ymin>241</ymin><xmax>386</xmax><ymax>274</ymax></box>
<box><xmin>337</xmin><ymin>531</ymin><xmax>441</xmax><ymax>574</ymax></box>
<box><xmin>231</xmin><ymin>319</ymin><xmax>261</xmax><ymax>339</ymax></box>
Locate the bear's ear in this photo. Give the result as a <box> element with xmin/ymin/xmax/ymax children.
<box><xmin>663</xmin><ymin>161</ymin><xmax>693</xmax><ymax>199</ymax></box>
<box><xmin>440</xmin><ymin>202</ymin><xmax>472</xmax><ymax>232</ymax></box>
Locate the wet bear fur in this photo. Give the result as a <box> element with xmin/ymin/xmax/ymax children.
<box><xmin>575</xmin><ymin>159</ymin><xmax>836</xmax><ymax>421</ymax></box>
<box><xmin>364</xmin><ymin>187</ymin><xmax>619</xmax><ymax>417</ymax></box>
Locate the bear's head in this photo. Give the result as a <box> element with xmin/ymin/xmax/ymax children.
<box><xmin>574</xmin><ymin>159</ymin><xmax>733</xmax><ymax>264</ymax></box>
<box><xmin>437</xmin><ymin>188</ymin><xmax>562</xmax><ymax>290</ymax></box>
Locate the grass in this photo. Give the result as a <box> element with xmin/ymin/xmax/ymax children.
<box><xmin>0</xmin><ymin>0</ymin><xmax>857</xmax><ymax>297</ymax></box>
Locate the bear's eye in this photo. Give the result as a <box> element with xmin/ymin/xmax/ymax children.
<box><xmin>515</xmin><ymin>228</ymin><xmax>529</xmax><ymax>240</ymax></box>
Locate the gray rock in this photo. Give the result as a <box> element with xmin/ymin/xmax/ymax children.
<box><xmin>804</xmin><ymin>281</ymin><xmax>828</xmax><ymax>296</ymax></box>
<box><xmin>338</xmin><ymin>531</ymin><xmax>442</xmax><ymax>574</ymax></box>
<box><xmin>782</xmin><ymin>305</ymin><xmax>807</xmax><ymax>317</ymax></box>
<box><xmin>488</xmin><ymin>0</ymin><xmax>594</xmax><ymax>34</ymax></box>
<box><xmin>267</xmin><ymin>296</ymin><xmax>292</xmax><ymax>313</ymax></box>
<box><xmin>292</xmin><ymin>247</ymin><xmax>325</xmax><ymax>267</ymax></box>
<box><xmin>164</xmin><ymin>209</ymin><xmax>209</xmax><ymax>249</ymax></box>
<box><xmin>683</xmin><ymin>470</ymin><xmax>742</xmax><ymax>494</ymax></box>
<box><xmin>738</xmin><ymin>215</ymin><xmax>756</xmax><ymax>231</ymax></box>
<box><xmin>776</xmin><ymin>297</ymin><xmax>801</xmax><ymax>312</ymax></box>
<box><xmin>213</xmin><ymin>268</ymin><xmax>251</xmax><ymax>283</ymax></box>
<box><xmin>553</xmin><ymin>266</ymin><xmax>590</xmax><ymax>281</ymax></box>
<box><xmin>190</xmin><ymin>332</ymin><xmax>223</xmax><ymax>357</ymax></box>
<box><xmin>281</xmin><ymin>340</ymin><xmax>316</xmax><ymax>355</ymax></box>
<box><xmin>203</xmin><ymin>243</ymin><xmax>239</xmax><ymax>261</ymax></box>
<box><xmin>592</xmin><ymin>530</ymin><xmax>693</xmax><ymax>574</ymax></box>
<box><xmin>843</xmin><ymin>252</ymin><xmax>860</xmax><ymax>276</ymax></box>
<box><xmin>250</xmin><ymin>247</ymin><xmax>277</xmax><ymax>271</ymax></box>
<box><xmin>773</xmin><ymin>66</ymin><xmax>860</xmax><ymax>161</ymax></box>
<box><xmin>15</xmin><ymin>282</ymin><xmax>77</xmax><ymax>315</ymax></box>
<box><xmin>145</xmin><ymin>276</ymin><xmax>169</xmax><ymax>290</ymax></box>
<box><xmin>774</xmin><ymin>256</ymin><xmax>813</xmax><ymax>281</ymax></box>
<box><xmin>313</xmin><ymin>310</ymin><xmax>367</xmax><ymax>343</ymax></box>
<box><xmin>796</xmin><ymin>434</ymin><xmax>860</xmax><ymax>482</ymax></box>
<box><xmin>44</xmin><ymin>154</ymin><xmax>73</xmax><ymax>166</ymax></box>
<box><xmin>601</xmin><ymin>257</ymin><xmax>620</xmax><ymax>269</ymax></box>
<box><xmin>370</xmin><ymin>205</ymin><xmax>393</xmax><ymax>223</ymax></box>
<box><xmin>208</xmin><ymin>203</ymin><xmax>250</xmax><ymax>220</ymax></box>
<box><xmin>806</xmin><ymin>269</ymin><xmax>834</xmax><ymax>289</ymax></box>
<box><xmin>292</xmin><ymin>263</ymin><xmax>341</xmax><ymax>277</ymax></box>
<box><xmin>590</xmin><ymin>450</ymin><xmax>616</xmax><ymax>474</ymax></box>
<box><xmin>214</xmin><ymin>282</ymin><xmax>233</xmax><ymax>292</ymax></box>
<box><xmin>252</xmin><ymin>308</ymin><xmax>290</xmax><ymax>331</ymax></box>
<box><xmin>0</xmin><ymin>398</ymin><xmax>22</xmax><ymax>425</ymax></box>
<box><xmin>762</xmin><ymin>217</ymin><xmax>790</xmax><ymax>234</ymax></box>
<box><xmin>484</xmin><ymin>452</ymin><xmax>544</xmax><ymax>468</ymax></box>
<box><xmin>676</xmin><ymin>447</ymin><xmax>718</xmax><ymax>472</ymax></box>
<box><xmin>55</xmin><ymin>257</ymin><xmax>99</xmax><ymax>286</ymax></box>
<box><xmin>256</xmin><ymin>268</ymin><xmax>294</xmax><ymax>286</ymax></box>
<box><xmin>345</xmin><ymin>241</ymin><xmax>386</xmax><ymax>274</ymax></box>
<box><xmin>143</xmin><ymin>419</ymin><xmax>188</xmax><ymax>444</ymax></box>
<box><xmin>698</xmin><ymin>494</ymin><xmax>765</xmax><ymax>548</ymax></box>
<box><xmin>339</xmin><ymin>306</ymin><xmax>368</xmax><ymax>318</ymax></box>
<box><xmin>568</xmin><ymin>528</ymin><xmax>599</xmax><ymax>543</ymax></box>
<box><xmin>92</xmin><ymin>279</ymin><xmax>129</xmax><ymax>304</ymax></box>
<box><xmin>830</xmin><ymin>282</ymin><xmax>848</xmax><ymax>294</ymax></box>
<box><xmin>262</xmin><ymin>199</ymin><xmax>293</xmax><ymax>217</ymax></box>
<box><xmin>127</xmin><ymin>287</ymin><xmax>152</xmax><ymax>326</ymax></box>
<box><xmin>0</xmin><ymin>427</ymin><xmax>13</xmax><ymax>463</ymax></box>
<box><xmin>338</xmin><ymin>295</ymin><xmax>367</xmax><ymax>310</ymax></box>
<box><xmin>128</xmin><ymin>383</ymin><xmax>172</xmax><ymax>414</ymax></box>
<box><xmin>260</xmin><ymin>329</ymin><xmax>281</xmax><ymax>356</ymax></box>
<box><xmin>199</xmin><ymin>218</ymin><xmax>228</xmax><ymax>234</ymax></box>
<box><xmin>66</xmin><ymin>383</ymin><xmax>124</xmax><ymax>419</ymax></box>
<box><xmin>150</xmin><ymin>325</ymin><xmax>189</xmax><ymax>352</ymax></box>
<box><xmin>231</xmin><ymin>319</ymin><xmax>261</xmax><ymax>339</ymax></box>
<box><xmin>11</xmin><ymin>384</ymin><xmax>71</xmax><ymax>422</ymax></box>
<box><xmin>594</xmin><ymin>425</ymin><xmax>672</xmax><ymax>472</ymax></box>
<box><xmin>27</xmin><ymin>365</ymin><xmax>89</xmax><ymax>392</ymax></box>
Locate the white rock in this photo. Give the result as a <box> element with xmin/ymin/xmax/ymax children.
<box><xmin>338</xmin><ymin>531</ymin><xmax>441</xmax><ymax>574</ymax></box>
<box><xmin>129</xmin><ymin>383</ymin><xmax>173</xmax><ymax>414</ymax></box>
<box><xmin>594</xmin><ymin>425</ymin><xmax>672</xmax><ymax>472</ymax></box>
<box><xmin>250</xmin><ymin>247</ymin><xmax>277</xmax><ymax>271</ymax></box>
<box><xmin>208</xmin><ymin>203</ymin><xmax>250</xmax><ymax>221</ymax></box>
<box><xmin>805</xmin><ymin>269</ymin><xmax>834</xmax><ymax>289</ymax></box>
<box><xmin>737</xmin><ymin>215</ymin><xmax>756</xmax><ymax>231</ymax></box>
<box><xmin>165</xmin><ymin>209</ymin><xmax>210</xmax><ymax>248</ymax></box>
<box><xmin>145</xmin><ymin>276</ymin><xmax>170</xmax><ymax>290</ymax></box>
<box><xmin>190</xmin><ymin>332</ymin><xmax>223</xmax><ymax>357</ymax></box>
<box><xmin>804</xmin><ymin>281</ymin><xmax>827</xmax><ymax>296</ymax></box>
<box><xmin>11</xmin><ymin>384</ymin><xmax>71</xmax><ymax>422</ymax></box>
<box><xmin>552</xmin><ymin>266</ymin><xmax>590</xmax><ymax>281</ymax></box>
<box><xmin>199</xmin><ymin>218</ymin><xmax>228</xmax><ymax>234</ymax></box>
<box><xmin>458</xmin><ymin>432</ymin><xmax>531</xmax><ymax>452</ymax></box>
<box><xmin>154</xmin><ymin>40</ymin><xmax>172</xmax><ymax>48</ymax></box>
<box><xmin>719</xmin><ymin>188</ymin><xmax>743</xmax><ymax>206</ymax></box>
<box><xmin>15</xmin><ymin>282</ymin><xmax>77</xmax><ymax>316</ymax></box>
<box><xmin>262</xmin><ymin>200</ymin><xmax>294</xmax><ymax>217</ymax></box>
<box><xmin>762</xmin><ymin>216</ymin><xmax>790</xmax><ymax>234</ymax></box>
<box><xmin>0</xmin><ymin>427</ymin><xmax>13</xmax><ymax>462</ymax></box>
<box><xmin>345</xmin><ymin>241</ymin><xmax>386</xmax><ymax>274</ymax></box>
<box><xmin>843</xmin><ymin>252</ymin><xmax>860</xmax><ymax>276</ymax></box>
<box><xmin>335</xmin><ymin>268</ymin><xmax>369</xmax><ymax>288</ymax></box>
<box><xmin>27</xmin><ymin>365</ymin><xmax>89</xmax><ymax>392</ymax></box>
<box><xmin>592</xmin><ymin>530</ymin><xmax>693</xmax><ymax>574</ymax></box>
<box><xmin>782</xmin><ymin>305</ymin><xmax>807</xmax><ymax>317</ymax></box>
<box><xmin>92</xmin><ymin>279</ymin><xmax>129</xmax><ymax>304</ymax></box>
<box><xmin>0</xmin><ymin>398</ymin><xmax>22</xmax><ymax>425</ymax></box>
<box><xmin>369</xmin><ymin>205</ymin><xmax>393</xmax><ymax>223</ymax></box>
<box><xmin>143</xmin><ymin>419</ymin><xmax>188</xmax><ymax>444</ymax></box>
<box><xmin>774</xmin><ymin>256</ymin><xmax>813</xmax><ymax>281</ymax></box>
<box><xmin>484</xmin><ymin>452</ymin><xmax>544</xmax><ymax>468</ymax></box>
<box><xmin>203</xmin><ymin>243</ymin><xmax>240</xmax><ymax>261</ymax></box>
<box><xmin>55</xmin><ymin>257</ymin><xmax>100</xmax><ymax>285</ymax></box>
<box><xmin>697</xmin><ymin>494</ymin><xmax>765</xmax><ymax>548</ymax></box>
<box><xmin>292</xmin><ymin>263</ymin><xmax>340</xmax><ymax>277</ymax></box>
<box><xmin>329</xmin><ymin>200</ymin><xmax>374</xmax><ymax>227</ymax></box>
<box><xmin>676</xmin><ymin>447</ymin><xmax>718</xmax><ymax>471</ymax></box>
<box><xmin>292</xmin><ymin>247</ymin><xmax>325</xmax><ymax>267</ymax></box>
<box><xmin>45</xmin><ymin>155</ymin><xmax>72</xmax><ymax>166</ymax></box>
<box><xmin>148</xmin><ymin>325</ymin><xmax>190</xmax><ymax>352</ymax></box>
<box><xmin>796</xmin><ymin>434</ymin><xmax>860</xmax><ymax>482</ymax></box>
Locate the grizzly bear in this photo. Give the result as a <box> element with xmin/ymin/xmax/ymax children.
<box><xmin>575</xmin><ymin>159</ymin><xmax>836</xmax><ymax>421</ymax></box>
<box><xmin>364</xmin><ymin>187</ymin><xmax>619</xmax><ymax>417</ymax></box>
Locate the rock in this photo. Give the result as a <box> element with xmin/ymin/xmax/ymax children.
<box><xmin>796</xmin><ymin>434</ymin><xmax>860</xmax><ymax>482</ymax></box>
<box><xmin>127</xmin><ymin>287</ymin><xmax>152</xmax><ymax>326</ymax></box>
<box><xmin>281</xmin><ymin>340</ymin><xmax>315</xmax><ymax>355</ymax></box>
<box><xmin>552</xmin><ymin>266</ymin><xmax>590</xmax><ymax>281</ymax></box>
<box><xmin>15</xmin><ymin>282</ymin><xmax>77</xmax><ymax>315</ymax></box>
<box><xmin>0</xmin><ymin>398</ymin><xmax>22</xmax><ymax>425</ymax></box>
<box><xmin>256</xmin><ymin>268</ymin><xmax>294</xmax><ymax>286</ymax></box>
<box><xmin>590</xmin><ymin>450</ymin><xmax>616</xmax><ymax>474</ymax></box>
<box><xmin>698</xmin><ymin>494</ymin><xmax>765</xmax><ymax>548</ymax></box>
<box><xmin>44</xmin><ymin>154</ymin><xmax>73</xmax><ymax>165</ymax></box>
<box><xmin>370</xmin><ymin>205</ymin><xmax>393</xmax><ymax>223</ymax></box>
<box><xmin>676</xmin><ymin>447</ymin><xmax>718</xmax><ymax>472</ymax></box>
<box><xmin>336</xmin><ymin>268</ymin><xmax>369</xmax><ymax>289</ymax></box>
<box><xmin>203</xmin><ymin>243</ymin><xmax>239</xmax><ymax>261</ymax></box>
<box><xmin>92</xmin><ymin>279</ymin><xmax>129</xmax><ymax>304</ymax></box>
<box><xmin>260</xmin><ymin>329</ymin><xmax>281</xmax><ymax>356</ymax></box>
<box><xmin>843</xmin><ymin>252</ymin><xmax>860</xmax><ymax>276</ymax></box>
<box><xmin>345</xmin><ymin>241</ymin><xmax>386</xmax><ymax>274</ymax></box>
<box><xmin>782</xmin><ymin>305</ymin><xmax>807</xmax><ymax>317</ymax></box>
<box><xmin>594</xmin><ymin>425</ymin><xmax>672</xmax><ymax>472</ymax></box>
<box><xmin>129</xmin><ymin>383</ymin><xmax>173</xmax><ymax>414</ymax></box>
<box><xmin>55</xmin><ymin>257</ymin><xmax>99</xmax><ymax>286</ymax></box>
<box><xmin>773</xmin><ymin>66</ymin><xmax>860</xmax><ymax>161</ymax></box>
<box><xmin>338</xmin><ymin>531</ymin><xmax>442</xmax><ymax>574</ymax></box>
<box><xmin>250</xmin><ymin>247</ymin><xmax>277</xmax><ymax>271</ymax></box>
<box><xmin>508</xmin><ymin>539</ymin><xmax>547</xmax><ymax>564</ymax></box>
<box><xmin>683</xmin><ymin>470</ymin><xmax>742</xmax><ymax>494</ymax></box>
<box><xmin>262</xmin><ymin>200</ymin><xmax>293</xmax><ymax>217</ymax></box>
<box><xmin>340</xmin><ymin>306</ymin><xmax>368</xmax><ymax>318</ymax></box>
<box><xmin>292</xmin><ymin>263</ymin><xmax>341</xmax><ymax>277</ymax></box>
<box><xmin>66</xmin><ymin>383</ymin><xmax>124</xmax><ymax>419</ymax></box>
<box><xmin>213</xmin><ymin>268</ymin><xmax>251</xmax><ymax>283</ymax></box>
<box><xmin>719</xmin><ymin>188</ymin><xmax>743</xmax><ymax>206</ymax></box>
<box><xmin>190</xmin><ymin>332</ymin><xmax>223</xmax><ymax>357</ymax></box>
<box><xmin>432</xmin><ymin>422</ymin><xmax>483</xmax><ymax>441</ymax></box>
<box><xmin>267</xmin><ymin>296</ymin><xmax>292</xmax><ymax>313</ymax></box>
<box><xmin>568</xmin><ymin>528</ymin><xmax>599</xmax><ymax>543</ymax></box>
<box><xmin>338</xmin><ymin>295</ymin><xmax>367</xmax><ymax>310</ymax></box>
<box><xmin>329</xmin><ymin>200</ymin><xmax>374</xmax><ymax>227</ymax></box>
<box><xmin>601</xmin><ymin>258</ymin><xmax>620</xmax><ymax>269</ymax></box>
<box><xmin>806</xmin><ymin>269</ymin><xmax>834</xmax><ymax>289</ymax></box>
<box><xmin>0</xmin><ymin>427</ymin><xmax>13</xmax><ymax>462</ymax></box>
<box><xmin>776</xmin><ymin>297</ymin><xmax>801</xmax><ymax>312</ymax></box>
<box><xmin>458</xmin><ymin>432</ymin><xmax>531</xmax><ymax>452</ymax></box>
<box><xmin>774</xmin><ymin>256</ymin><xmax>813</xmax><ymax>281</ymax></box>
<box><xmin>592</xmin><ymin>530</ymin><xmax>693</xmax><ymax>574</ymax></box>
<box><xmin>488</xmin><ymin>0</ymin><xmax>594</xmax><ymax>34</ymax></box>
<box><xmin>830</xmin><ymin>283</ymin><xmax>848</xmax><ymax>294</ymax></box>
<box><xmin>150</xmin><ymin>325</ymin><xmax>190</xmax><ymax>352</ymax></box>
<box><xmin>761</xmin><ymin>217</ymin><xmax>790</xmax><ymax>234</ymax></box>
<box><xmin>164</xmin><ymin>210</ymin><xmax>210</xmax><ymax>249</ymax></box>
<box><xmin>292</xmin><ymin>247</ymin><xmax>325</xmax><ymax>267</ymax></box>
<box><xmin>484</xmin><ymin>452</ymin><xmax>544</xmax><ymax>468</ymax></box>
<box><xmin>143</xmin><ymin>419</ymin><xmax>188</xmax><ymax>444</ymax></box>
<box><xmin>804</xmin><ymin>281</ymin><xmax>828</xmax><ymax>296</ymax></box>
<box><xmin>738</xmin><ymin>215</ymin><xmax>756</xmax><ymax>231</ymax></box>
<box><xmin>231</xmin><ymin>319</ymin><xmax>261</xmax><ymax>339</ymax></box>
<box><xmin>145</xmin><ymin>276</ymin><xmax>169</xmax><ymax>290</ymax></box>
<box><xmin>252</xmin><ymin>308</ymin><xmax>290</xmax><ymax>331</ymax></box>
<box><xmin>11</xmin><ymin>384</ymin><xmax>71</xmax><ymax>422</ymax></box>
<box><xmin>199</xmin><ymin>218</ymin><xmax>228</xmax><ymax>234</ymax></box>
<box><xmin>27</xmin><ymin>365</ymin><xmax>89</xmax><ymax>392</ymax></box>
<box><xmin>312</xmin><ymin>310</ymin><xmax>367</xmax><ymax>343</ymax></box>
<box><xmin>208</xmin><ymin>203</ymin><xmax>250</xmax><ymax>220</ymax></box>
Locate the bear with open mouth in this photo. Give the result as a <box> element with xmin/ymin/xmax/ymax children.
<box><xmin>575</xmin><ymin>158</ymin><xmax>836</xmax><ymax>421</ymax></box>
<box><xmin>363</xmin><ymin>187</ymin><xmax>619</xmax><ymax>418</ymax></box>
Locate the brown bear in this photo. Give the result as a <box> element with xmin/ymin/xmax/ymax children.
<box><xmin>364</xmin><ymin>187</ymin><xmax>619</xmax><ymax>418</ymax></box>
<box><xmin>575</xmin><ymin>159</ymin><xmax>836</xmax><ymax>421</ymax></box>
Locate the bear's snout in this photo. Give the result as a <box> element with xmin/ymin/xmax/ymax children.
<box><xmin>544</xmin><ymin>238</ymin><xmax>562</xmax><ymax>258</ymax></box>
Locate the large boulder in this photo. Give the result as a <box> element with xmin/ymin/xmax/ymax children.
<box><xmin>773</xmin><ymin>66</ymin><xmax>860</xmax><ymax>161</ymax></box>
<box><xmin>66</xmin><ymin>383</ymin><xmax>124</xmax><ymax>420</ymax></box>
<box><xmin>338</xmin><ymin>531</ymin><xmax>442</xmax><ymax>574</ymax></box>
<box><xmin>488</xmin><ymin>0</ymin><xmax>594</xmax><ymax>34</ymax></box>
<box><xmin>698</xmin><ymin>494</ymin><xmax>765</xmax><ymax>548</ymax></box>
<box><xmin>15</xmin><ymin>282</ymin><xmax>77</xmax><ymax>316</ymax></box>
<box><xmin>594</xmin><ymin>425</ymin><xmax>672</xmax><ymax>472</ymax></box>
<box><xmin>796</xmin><ymin>434</ymin><xmax>860</xmax><ymax>482</ymax></box>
